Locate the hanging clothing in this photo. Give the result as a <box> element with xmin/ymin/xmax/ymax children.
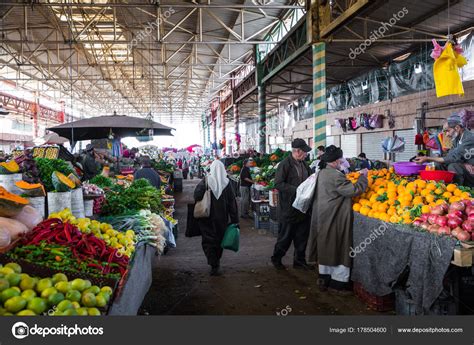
<box><xmin>307</xmin><ymin>166</ymin><xmax>368</xmax><ymax>268</ymax></box>
<box><xmin>433</xmin><ymin>42</ymin><xmax>467</xmax><ymax>98</ymax></box>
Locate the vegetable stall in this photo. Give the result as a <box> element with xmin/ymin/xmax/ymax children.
<box><xmin>347</xmin><ymin>167</ymin><xmax>474</xmax><ymax>315</ymax></box>
<box><xmin>0</xmin><ymin>154</ymin><xmax>177</xmax><ymax>316</ymax></box>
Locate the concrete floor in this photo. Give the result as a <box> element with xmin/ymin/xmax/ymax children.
<box><xmin>141</xmin><ymin>179</ymin><xmax>384</xmax><ymax>315</ymax></box>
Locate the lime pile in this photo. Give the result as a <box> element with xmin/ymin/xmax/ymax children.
<box><xmin>0</xmin><ymin>263</ymin><xmax>114</xmax><ymax>316</ymax></box>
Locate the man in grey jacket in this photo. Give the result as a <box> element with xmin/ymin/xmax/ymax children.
<box><xmin>415</xmin><ymin>114</ymin><xmax>474</xmax><ymax>187</ymax></box>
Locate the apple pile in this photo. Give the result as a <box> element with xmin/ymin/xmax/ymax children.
<box><xmin>413</xmin><ymin>200</ymin><xmax>474</xmax><ymax>242</ymax></box>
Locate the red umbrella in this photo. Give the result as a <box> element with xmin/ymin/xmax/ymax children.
<box><xmin>186</xmin><ymin>144</ymin><xmax>202</xmax><ymax>152</ymax></box>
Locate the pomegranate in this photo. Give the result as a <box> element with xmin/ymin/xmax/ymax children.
<box><xmin>435</xmin><ymin>216</ymin><xmax>448</xmax><ymax>227</ymax></box>
<box><xmin>456</xmin><ymin>230</ymin><xmax>470</xmax><ymax>242</ymax></box>
<box><xmin>428</xmin><ymin>214</ymin><xmax>438</xmax><ymax>225</ymax></box>
<box><xmin>431</xmin><ymin>206</ymin><xmax>445</xmax><ymax>215</ymax></box>
<box><xmin>412</xmin><ymin>220</ymin><xmax>423</xmax><ymax>227</ymax></box>
<box><xmin>447</xmin><ymin>216</ymin><xmax>463</xmax><ymax>229</ymax></box>
<box><xmin>448</xmin><ymin>210</ymin><xmax>464</xmax><ymax>219</ymax></box>
<box><xmin>450</xmin><ymin>201</ymin><xmax>466</xmax><ymax>212</ymax></box>
<box><xmin>462</xmin><ymin>220</ymin><xmax>474</xmax><ymax>233</ymax></box>
<box><xmin>452</xmin><ymin>227</ymin><xmax>462</xmax><ymax>237</ymax></box>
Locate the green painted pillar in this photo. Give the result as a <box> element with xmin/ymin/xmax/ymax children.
<box><xmin>312</xmin><ymin>42</ymin><xmax>327</xmax><ymax>149</ymax></box>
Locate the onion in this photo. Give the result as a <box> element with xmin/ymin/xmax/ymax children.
<box><xmin>457</xmin><ymin>230</ymin><xmax>471</xmax><ymax>242</ymax></box>
<box><xmin>462</xmin><ymin>220</ymin><xmax>474</xmax><ymax>233</ymax></box>
<box><xmin>428</xmin><ymin>214</ymin><xmax>438</xmax><ymax>225</ymax></box>
<box><xmin>412</xmin><ymin>220</ymin><xmax>423</xmax><ymax>227</ymax></box>
<box><xmin>420</xmin><ymin>223</ymin><xmax>430</xmax><ymax>230</ymax></box>
<box><xmin>439</xmin><ymin>203</ymin><xmax>449</xmax><ymax>213</ymax></box>
<box><xmin>437</xmin><ymin>226</ymin><xmax>451</xmax><ymax>236</ymax></box>
<box><xmin>448</xmin><ymin>210</ymin><xmax>464</xmax><ymax>219</ymax></box>
<box><xmin>469</xmin><ymin>214</ymin><xmax>474</xmax><ymax>222</ymax></box>
<box><xmin>450</xmin><ymin>201</ymin><xmax>466</xmax><ymax>212</ymax></box>
<box><xmin>452</xmin><ymin>227</ymin><xmax>462</xmax><ymax>237</ymax></box>
<box><xmin>420</xmin><ymin>214</ymin><xmax>429</xmax><ymax>222</ymax></box>
<box><xmin>447</xmin><ymin>216</ymin><xmax>463</xmax><ymax>229</ymax></box>
<box><xmin>435</xmin><ymin>216</ymin><xmax>448</xmax><ymax>227</ymax></box>
<box><xmin>431</xmin><ymin>206</ymin><xmax>445</xmax><ymax>215</ymax></box>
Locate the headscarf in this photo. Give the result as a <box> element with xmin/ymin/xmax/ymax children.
<box><xmin>447</xmin><ymin>113</ymin><xmax>463</xmax><ymax>128</ymax></box>
<box><xmin>207</xmin><ymin>160</ymin><xmax>229</xmax><ymax>199</ymax></box>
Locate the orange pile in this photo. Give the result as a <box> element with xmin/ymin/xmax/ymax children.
<box><xmin>348</xmin><ymin>168</ymin><xmax>471</xmax><ymax>224</ymax></box>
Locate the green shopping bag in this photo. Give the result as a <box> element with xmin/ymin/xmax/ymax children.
<box><xmin>221</xmin><ymin>224</ymin><xmax>240</xmax><ymax>252</ymax></box>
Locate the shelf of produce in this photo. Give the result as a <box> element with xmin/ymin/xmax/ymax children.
<box><xmin>108</xmin><ymin>243</ymin><xmax>156</xmax><ymax>315</ymax></box>
<box><xmin>351</xmin><ymin>213</ymin><xmax>456</xmax><ymax>315</ymax></box>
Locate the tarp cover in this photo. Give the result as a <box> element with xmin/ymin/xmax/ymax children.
<box><xmin>108</xmin><ymin>243</ymin><xmax>157</xmax><ymax>315</ymax></box>
<box><xmin>351</xmin><ymin>213</ymin><xmax>456</xmax><ymax>314</ymax></box>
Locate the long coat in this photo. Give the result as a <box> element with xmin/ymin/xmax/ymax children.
<box><xmin>307</xmin><ymin>166</ymin><xmax>368</xmax><ymax>267</ymax></box>
<box><xmin>275</xmin><ymin>156</ymin><xmax>312</xmax><ymax>223</ymax></box>
<box><xmin>194</xmin><ymin>179</ymin><xmax>239</xmax><ymax>266</ymax></box>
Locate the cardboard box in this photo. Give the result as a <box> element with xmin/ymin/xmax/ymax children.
<box><xmin>453</xmin><ymin>248</ymin><xmax>473</xmax><ymax>267</ymax></box>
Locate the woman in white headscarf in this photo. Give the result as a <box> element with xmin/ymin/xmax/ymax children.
<box><xmin>194</xmin><ymin>160</ymin><xmax>239</xmax><ymax>276</ymax></box>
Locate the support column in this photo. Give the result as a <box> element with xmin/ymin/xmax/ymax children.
<box><xmin>258</xmin><ymin>84</ymin><xmax>266</xmax><ymax>153</ymax></box>
<box><xmin>312</xmin><ymin>42</ymin><xmax>327</xmax><ymax>149</ymax></box>
<box><xmin>221</xmin><ymin>110</ymin><xmax>226</xmax><ymax>155</ymax></box>
<box><xmin>212</xmin><ymin>118</ymin><xmax>217</xmax><ymax>151</ymax></box>
<box><xmin>233</xmin><ymin>103</ymin><xmax>240</xmax><ymax>152</ymax></box>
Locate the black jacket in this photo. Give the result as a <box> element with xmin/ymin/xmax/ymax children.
<box><xmin>134</xmin><ymin>167</ymin><xmax>162</xmax><ymax>190</ymax></box>
<box><xmin>275</xmin><ymin>155</ymin><xmax>312</xmax><ymax>223</ymax></box>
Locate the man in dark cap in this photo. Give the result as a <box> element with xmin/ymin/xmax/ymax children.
<box><xmin>271</xmin><ymin>138</ymin><xmax>313</xmax><ymax>270</ymax></box>
<box><xmin>307</xmin><ymin>145</ymin><xmax>368</xmax><ymax>295</ymax></box>
<box><xmin>415</xmin><ymin>114</ymin><xmax>474</xmax><ymax>186</ymax></box>
<box><xmin>134</xmin><ymin>156</ymin><xmax>162</xmax><ymax>190</ymax></box>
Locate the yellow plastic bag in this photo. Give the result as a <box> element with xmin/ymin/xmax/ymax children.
<box><xmin>433</xmin><ymin>42</ymin><xmax>466</xmax><ymax>98</ymax></box>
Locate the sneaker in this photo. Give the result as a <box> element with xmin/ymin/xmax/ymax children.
<box><xmin>271</xmin><ymin>258</ymin><xmax>286</xmax><ymax>270</ymax></box>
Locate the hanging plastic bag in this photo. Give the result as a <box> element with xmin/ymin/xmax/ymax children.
<box><xmin>433</xmin><ymin>42</ymin><xmax>466</xmax><ymax>98</ymax></box>
<box><xmin>415</xmin><ymin>133</ymin><xmax>424</xmax><ymax>145</ymax></box>
<box><xmin>292</xmin><ymin>173</ymin><xmax>318</xmax><ymax>214</ymax></box>
<box><xmin>426</xmin><ymin>136</ymin><xmax>440</xmax><ymax>150</ymax></box>
<box><xmin>221</xmin><ymin>224</ymin><xmax>240</xmax><ymax>252</ymax></box>
<box><xmin>430</xmin><ymin>39</ymin><xmax>443</xmax><ymax>60</ymax></box>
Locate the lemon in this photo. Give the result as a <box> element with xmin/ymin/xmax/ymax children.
<box><xmin>55</xmin><ymin>281</ymin><xmax>71</xmax><ymax>294</ymax></box>
<box><xmin>41</xmin><ymin>287</ymin><xmax>58</xmax><ymax>299</ymax></box>
<box><xmin>36</xmin><ymin>278</ymin><xmax>53</xmax><ymax>293</ymax></box>
<box><xmin>0</xmin><ymin>278</ymin><xmax>10</xmax><ymax>292</ymax></box>
<box><xmin>5</xmin><ymin>296</ymin><xmax>27</xmax><ymax>313</ymax></box>
<box><xmin>27</xmin><ymin>297</ymin><xmax>47</xmax><ymax>314</ymax></box>
<box><xmin>5</xmin><ymin>263</ymin><xmax>21</xmax><ymax>274</ymax></box>
<box><xmin>17</xmin><ymin>309</ymin><xmax>36</xmax><ymax>316</ymax></box>
<box><xmin>87</xmin><ymin>307</ymin><xmax>101</xmax><ymax>316</ymax></box>
<box><xmin>20</xmin><ymin>276</ymin><xmax>36</xmax><ymax>291</ymax></box>
<box><xmin>21</xmin><ymin>290</ymin><xmax>37</xmax><ymax>302</ymax></box>
<box><xmin>1</xmin><ymin>287</ymin><xmax>20</xmax><ymax>303</ymax></box>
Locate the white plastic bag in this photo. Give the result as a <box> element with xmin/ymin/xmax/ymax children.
<box><xmin>292</xmin><ymin>173</ymin><xmax>318</xmax><ymax>213</ymax></box>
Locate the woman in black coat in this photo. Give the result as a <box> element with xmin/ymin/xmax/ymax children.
<box><xmin>194</xmin><ymin>160</ymin><xmax>239</xmax><ymax>276</ymax></box>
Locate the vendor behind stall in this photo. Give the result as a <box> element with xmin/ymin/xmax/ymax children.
<box><xmin>82</xmin><ymin>144</ymin><xmax>101</xmax><ymax>181</ymax></box>
<box><xmin>415</xmin><ymin>114</ymin><xmax>474</xmax><ymax>186</ymax></box>
<box><xmin>134</xmin><ymin>156</ymin><xmax>161</xmax><ymax>189</ymax></box>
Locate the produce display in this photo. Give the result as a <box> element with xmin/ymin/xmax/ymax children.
<box><xmin>18</xmin><ymin>218</ymin><xmax>130</xmax><ymax>276</ymax></box>
<box><xmin>413</xmin><ymin>200</ymin><xmax>474</xmax><ymax>241</ymax></box>
<box><xmin>51</xmin><ymin>171</ymin><xmax>76</xmax><ymax>192</ymax></box>
<box><xmin>14</xmin><ymin>181</ymin><xmax>46</xmax><ymax>197</ymax></box>
<box><xmin>35</xmin><ymin>158</ymin><xmax>75</xmax><ymax>192</ymax></box>
<box><xmin>48</xmin><ymin>209</ymin><xmax>135</xmax><ymax>258</ymax></box>
<box><xmin>350</xmin><ymin>168</ymin><xmax>473</xmax><ymax>224</ymax></box>
<box><xmin>0</xmin><ymin>262</ymin><xmax>112</xmax><ymax>316</ymax></box>
<box><xmin>101</xmin><ymin>178</ymin><xmax>164</xmax><ymax>216</ymax></box>
<box><xmin>89</xmin><ymin>175</ymin><xmax>113</xmax><ymax>188</ymax></box>
<box><xmin>20</xmin><ymin>155</ymin><xmax>41</xmax><ymax>184</ymax></box>
<box><xmin>82</xmin><ymin>183</ymin><xmax>105</xmax><ymax>197</ymax></box>
<box><xmin>0</xmin><ymin>187</ymin><xmax>30</xmax><ymax>217</ymax></box>
<box><xmin>0</xmin><ymin>160</ymin><xmax>20</xmax><ymax>174</ymax></box>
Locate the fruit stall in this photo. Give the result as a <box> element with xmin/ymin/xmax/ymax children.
<box><xmin>347</xmin><ymin>166</ymin><xmax>474</xmax><ymax>315</ymax></box>
<box><xmin>0</xmin><ymin>154</ymin><xmax>177</xmax><ymax>316</ymax></box>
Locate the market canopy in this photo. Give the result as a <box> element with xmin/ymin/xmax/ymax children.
<box><xmin>47</xmin><ymin>115</ymin><xmax>174</xmax><ymax>141</ymax></box>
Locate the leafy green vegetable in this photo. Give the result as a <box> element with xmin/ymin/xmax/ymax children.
<box><xmin>101</xmin><ymin>178</ymin><xmax>164</xmax><ymax>216</ymax></box>
<box><xmin>35</xmin><ymin>158</ymin><xmax>75</xmax><ymax>192</ymax></box>
<box><xmin>90</xmin><ymin>175</ymin><xmax>113</xmax><ymax>188</ymax></box>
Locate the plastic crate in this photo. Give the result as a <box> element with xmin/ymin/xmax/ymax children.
<box><xmin>269</xmin><ymin>220</ymin><xmax>280</xmax><ymax>236</ymax></box>
<box><xmin>254</xmin><ymin>212</ymin><xmax>270</xmax><ymax>229</ymax></box>
<box><xmin>253</xmin><ymin>201</ymin><xmax>270</xmax><ymax>216</ymax></box>
<box><xmin>269</xmin><ymin>189</ymin><xmax>279</xmax><ymax>207</ymax></box>
<box><xmin>251</xmin><ymin>186</ymin><xmax>269</xmax><ymax>201</ymax></box>
<box><xmin>270</xmin><ymin>206</ymin><xmax>278</xmax><ymax>221</ymax></box>
<box><xmin>395</xmin><ymin>289</ymin><xmax>456</xmax><ymax>315</ymax></box>
<box><xmin>354</xmin><ymin>282</ymin><xmax>395</xmax><ymax>312</ymax></box>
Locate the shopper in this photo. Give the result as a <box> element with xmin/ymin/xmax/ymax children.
<box><xmin>239</xmin><ymin>159</ymin><xmax>255</xmax><ymax>219</ymax></box>
<box><xmin>414</xmin><ymin>114</ymin><xmax>474</xmax><ymax>186</ymax></box>
<box><xmin>271</xmin><ymin>138</ymin><xmax>313</xmax><ymax>271</ymax></box>
<box><xmin>316</xmin><ymin>145</ymin><xmax>325</xmax><ymax>159</ymax></box>
<box><xmin>134</xmin><ymin>156</ymin><xmax>161</xmax><ymax>189</ymax></box>
<box><xmin>82</xmin><ymin>144</ymin><xmax>101</xmax><ymax>181</ymax></box>
<box><xmin>358</xmin><ymin>153</ymin><xmax>371</xmax><ymax>170</ymax></box>
<box><xmin>182</xmin><ymin>159</ymin><xmax>189</xmax><ymax>179</ymax></box>
<box><xmin>194</xmin><ymin>160</ymin><xmax>239</xmax><ymax>276</ymax></box>
<box><xmin>307</xmin><ymin>146</ymin><xmax>368</xmax><ymax>295</ymax></box>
